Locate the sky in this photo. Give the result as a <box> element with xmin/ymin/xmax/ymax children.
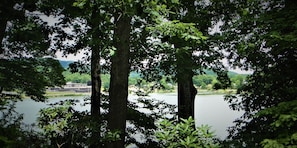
<box><xmin>55</xmin><ymin>50</ymin><xmax>85</xmax><ymax>61</ymax></box>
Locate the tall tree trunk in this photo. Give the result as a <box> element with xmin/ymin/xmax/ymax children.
<box><xmin>89</xmin><ymin>7</ymin><xmax>102</xmax><ymax>147</ymax></box>
<box><xmin>173</xmin><ymin>1</ymin><xmax>199</xmax><ymax>120</ymax></box>
<box><xmin>176</xmin><ymin>48</ymin><xmax>197</xmax><ymax>120</ymax></box>
<box><xmin>90</xmin><ymin>44</ymin><xmax>101</xmax><ymax>147</ymax></box>
<box><xmin>90</xmin><ymin>45</ymin><xmax>101</xmax><ymax>115</ymax></box>
<box><xmin>107</xmin><ymin>14</ymin><xmax>131</xmax><ymax>148</ymax></box>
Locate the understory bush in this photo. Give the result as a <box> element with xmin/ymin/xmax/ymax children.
<box><xmin>155</xmin><ymin>116</ymin><xmax>220</xmax><ymax>148</ymax></box>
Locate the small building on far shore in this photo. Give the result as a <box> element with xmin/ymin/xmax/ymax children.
<box><xmin>48</xmin><ymin>82</ymin><xmax>91</xmax><ymax>93</ymax></box>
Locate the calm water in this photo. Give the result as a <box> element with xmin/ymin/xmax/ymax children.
<box><xmin>14</xmin><ymin>94</ymin><xmax>243</xmax><ymax>139</ymax></box>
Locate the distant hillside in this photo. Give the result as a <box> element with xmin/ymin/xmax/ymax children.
<box><xmin>130</xmin><ymin>71</ymin><xmax>140</xmax><ymax>78</ymax></box>
<box><xmin>59</xmin><ymin>60</ymin><xmax>73</xmax><ymax>69</ymax></box>
<box><xmin>59</xmin><ymin>60</ymin><xmax>246</xmax><ymax>77</ymax></box>
<box><xmin>227</xmin><ymin>71</ymin><xmax>241</xmax><ymax>77</ymax></box>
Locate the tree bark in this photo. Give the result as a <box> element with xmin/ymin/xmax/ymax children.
<box><xmin>90</xmin><ymin>43</ymin><xmax>101</xmax><ymax>147</ymax></box>
<box><xmin>176</xmin><ymin>49</ymin><xmax>197</xmax><ymax>120</ymax></box>
<box><xmin>89</xmin><ymin>7</ymin><xmax>102</xmax><ymax>147</ymax></box>
<box><xmin>107</xmin><ymin>14</ymin><xmax>131</xmax><ymax>148</ymax></box>
<box><xmin>90</xmin><ymin>44</ymin><xmax>101</xmax><ymax>116</ymax></box>
<box><xmin>89</xmin><ymin>3</ymin><xmax>101</xmax><ymax>118</ymax></box>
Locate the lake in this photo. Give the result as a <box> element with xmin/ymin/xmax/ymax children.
<box><xmin>14</xmin><ymin>93</ymin><xmax>243</xmax><ymax>140</ymax></box>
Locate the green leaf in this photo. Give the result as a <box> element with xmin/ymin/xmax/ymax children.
<box><xmin>73</xmin><ymin>0</ymin><xmax>87</xmax><ymax>9</ymax></box>
<box><xmin>171</xmin><ymin>0</ymin><xmax>179</xmax><ymax>4</ymax></box>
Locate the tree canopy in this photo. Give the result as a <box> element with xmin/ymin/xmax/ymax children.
<box><xmin>216</xmin><ymin>0</ymin><xmax>297</xmax><ymax>147</ymax></box>
<box><xmin>0</xmin><ymin>0</ymin><xmax>65</xmax><ymax>101</ymax></box>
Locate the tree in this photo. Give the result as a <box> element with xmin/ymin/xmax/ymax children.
<box><xmin>39</xmin><ymin>1</ymin><xmax>177</xmax><ymax>147</ymax></box>
<box><xmin>107</xmin><ymin>10</ymin><xmax>131</xmax><ymax>148</ymax></box>
<box><xmin>0</xmin><ymin>0</ymin><xmax>56</xmax><ymax>57</ymax></box>
<box><xmin>0</xmin><ymin>0</ymin><xmax>35</xmax><ymax>54</ymax></box>
<box><xmin>214</xmin><ymin>0</ymin><xmax>297</xmax><ymax>147</ymax></box>
<box><xmin>40</xmin><ymin>0</ymin><xmax>107</xmax><ymax>117</ymax></box>
<box><xmin>63</xmin><ymin>70</ymin><xmax>91</xmax><ymax>83</ymax></box>
<box><xmin>147</xmin><ymin>0</ymin><xmax>230</xmax><ymax>120</ymax></box>
<box><xmin>107</xmin><ymin>1</ymin><xmax>177</xmax><ymax>147</ymax></box>
<box><xmin>34</xmin><ymin>1</ymin><xmax>229</xmax><ymax>147</ymax></box>
<box><xmin>0</xmin><ymin>1</ymin><xmax>65</xmax><ymax>145</ymax></box>
<box><xmin>37</xmin><ymin>0</ymin><xmax>111</xmax><ymax>146</ymax></box>
<box><xmin>173</xmin><ymin>1</ymin><xmax>208</xmax><ymax>120</ymax></box>
<box><xmin>0</xmin><ymin>58</ymin><xmax>65</xmax><ymax>101</ymax></box>
<box><xmin>0</xmin><ymin>0</ymin><xmax>65</xmax><ymax>101</ymax></box>
<box><xmin>107</xmin><ymin>1</ymin><xmax>194</xmax><ymax>147</ymax></box>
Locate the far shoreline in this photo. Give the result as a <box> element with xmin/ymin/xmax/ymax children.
<box><xmin>44</xmin><ymin>89</ymin><xmax>236</xmax><ymax>98</ymax></box>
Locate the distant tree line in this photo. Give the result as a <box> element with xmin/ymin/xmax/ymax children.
<box><xmin>63</xmin><ymin>70</ymin><xmax>247</xmax><ymax>91</ymax></box>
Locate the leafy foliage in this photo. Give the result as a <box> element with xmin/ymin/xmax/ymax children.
<box><xmin>148</xmin><ymin>20</ymin><xmax>207</xmax><ymax>43</ymax></box>
<box><xmin>126</xmin><ymin>96</ymin><xmax>177</xmax><ymax>147</ymax></box>
<box><xmin>258</xmin><ymin>100</ymin><xmax>297</xmax><ymax>147</ymax></box>
<box><xmin>0</xmin><ymin>58</ymin><xmax>65</xmax><ymax>101</ymax></box>
<box><xmin>0</xmin><ymin>0</ymin><xmax>66</xmax><ymax>101</ymax></box>
<box><xmin>38</xmin><ymin>98</ymin><xmax>114</xmax><ymax>147</ymax></box>
<box><xmin>63</xmin><ymin>70</ymin><xmax>91</xmax><ymax>84</ymax></box>
<box><xmin>216</xmin><ymin>0</ymin><xmax>297</xmax><ymax>147</ymax></box>
<box><xmin>1</xmin><ymin>0</ymin><xmax>53</xmax><ymax>57</ymax></box>
<box><xmin>155</xmin><ymin>116</ymin><xmax>220</xmax><ymax>148</ymax></box>
<box><xmin>36</xmin><ymin>91</ymin><xmax>177</xmax><ymax>147</ymax></box>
